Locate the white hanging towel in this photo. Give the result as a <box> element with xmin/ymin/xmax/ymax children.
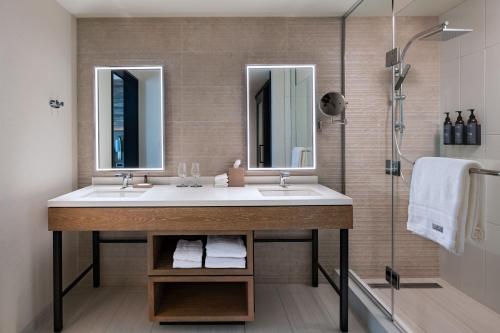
<box><xmin>291</xmin><ymin>147</ymin><xmax>307</xmax><ymax>168</ymax></box>
<box><xmin>407</xmin><ymin>157</ymin><xmax>484</xmax><ymax>255</ymax></box>
<box><xmin>206</xmin><ymin>235</ymin><xmax>247</xmax><ymax>258</ymax></box>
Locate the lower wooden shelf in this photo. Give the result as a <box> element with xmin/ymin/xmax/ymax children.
<box><xmin>148</xmin><ymin>276</ymin><xmax>254</xmax><ymax>322</ymax></box>
<box><xmin>148</xmin><ymin>231</ymin><xmax>253</xmax><ymax>276</ymax></box>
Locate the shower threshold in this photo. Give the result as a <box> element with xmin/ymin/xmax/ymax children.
<box><xmin>368</xmin><ymin>282</ymin><xmax>442</xmax><ymax>289</ymax></box>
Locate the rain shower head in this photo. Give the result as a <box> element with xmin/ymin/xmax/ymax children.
<box><xmin>420</xmin><ymin>26</ymin><xmax>473</xmax><ymax>41</ymax></box>
<box><xmin>401</xmin><ymin>21</ymin><xmax>473</xmax><ymax>61</ymax></box>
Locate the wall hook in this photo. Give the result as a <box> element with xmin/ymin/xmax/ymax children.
<box><xmin>49</xmin><ymin>99</ymin><xmax>64</xmax><ymax>109</ymax></box>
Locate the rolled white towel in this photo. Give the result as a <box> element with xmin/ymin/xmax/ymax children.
<box><xmin>214</xmin><ymin>173</ymin><xmax>229</xmax><ymax>187</ymax></box>
<box><xmin>206</xmin><ymin>235</ymin><xmax>246</xmax><ymax>258</ymax></box>
<box><xmin>214</xmin><ymin>173</ymin><xmax>228</xmax><ymax>182</ymax></box>
<box><xmin>205</xmin><ymin>256</ymin><xmax>246</xmax><ymax>268</ymax></box>
<box><xmin>173</xmin><ymin>259</ymin><xmax>202</xmax><ymax>269</ymax></box>
<box><xmin>173</xmin><ymin>239</ymin><xmax>203</xmax><ymax>261</ymax></box>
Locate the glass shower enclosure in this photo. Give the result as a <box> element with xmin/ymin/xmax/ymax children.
<box><xmin>344</xmin><ymin>0</ymin><xmax>397</xmax><ymax>319</ymax></box>
<box><xmin>344</xmin><ymin>1</ymin><xmax>500</xmax><ymax>332</ymax></box>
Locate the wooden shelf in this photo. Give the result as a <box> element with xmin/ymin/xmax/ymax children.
<box><xmin>149</xmin><ymin>276</ymin><xmax>254</xmax><ymax>322</ymax></box>
<box><xmin>148</xmin><ymin>231</ymin><xmax>253</xmax><ymax>276</ymax></box>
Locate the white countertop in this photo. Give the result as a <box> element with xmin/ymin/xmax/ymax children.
<box><xmin>47</xmin><ymin>184</ymin><xmax>352</xmax><ymax>207</ymax></box>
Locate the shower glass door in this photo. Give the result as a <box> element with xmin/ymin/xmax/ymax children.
<box><xmin>391</xmin><ymin>2</ymin><xmax>449</xmax><ymax>331</ymax></box>
<box><xmin>345</xmin><ymin>0</ymin><xmax>396</xmax><ymax>320</ymax></box>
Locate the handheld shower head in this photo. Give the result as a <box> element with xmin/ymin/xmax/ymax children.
<box><xmin>395</xmin><ymin>64</ymin><xmax>411</xmax><ymax>91</ymax></box>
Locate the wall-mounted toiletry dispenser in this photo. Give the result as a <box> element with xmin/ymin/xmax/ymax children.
<box><xmin>466</xmin><ymin>109</ymin><xmax>481</xmax><ymax>145</ymax></box>
<box><xmin>454</xmin><ymin>111</ymin><xmax>465</xmax><ymax>145</ymax></box>
<box><xmin>443</xmin><ymin>112</ymin><xmax>453</xmax><ymax>145</ymax></box>
<box><xmin>443</xmin><ymin>110</ymin><xmax>481</xmax><ymax>146</ymax></box>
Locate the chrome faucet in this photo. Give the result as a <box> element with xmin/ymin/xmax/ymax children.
<box><xmin>279</xmin><ymin>171</ymin><xmax>290</xmax><ymax>188</ymax></box>
<box><xmin>116</xmin><ymin>173</ymin><xmax>133</xmax><ymax>189</ymax></box>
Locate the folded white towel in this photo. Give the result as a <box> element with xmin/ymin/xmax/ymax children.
<box><xmin>407</xmin><ymin>157</ymin><xmax>484</xmax><ymax>255</ymax></box>
<box><xmin>215</xmin><ymin>179</ymin><xmax>228</xmax><ymax>185</ymax></box>
<box><xmin>205</xmin><ymin>256</ymin><xmax>246</xmax><ymax>268</ymax></box>
<box><xmin>173</xmin><ymin>239</ymin><xmax>203</xmax><ymax>261</ymax></box>
<box><xmin>206</xmin><ymin>235</ymin><xmax>246</xmax><ymax>258</ymax></box>
<box><xmin>173</xmin><ymin>259</ymin><xmax>202</xmax><ymax>269</ymax></box>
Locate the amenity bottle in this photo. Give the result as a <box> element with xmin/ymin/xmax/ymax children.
<box><xmin>466</xmin><ymin>109</ymin><xmax>478</xmax><ymax>145</ymax></box>
<box><xmin>443</xmin><ymin>112</ymin><xmax>453</xmax><ymax>145</ymax></box>
<box><xmin>454</xmin><ymin>111</ymin><xmax>465</xmax><ymax>145</ymax></box>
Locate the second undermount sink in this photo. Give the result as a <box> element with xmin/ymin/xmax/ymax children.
<box><xmin>258</xmin><ymin>187</ymin><xmax>321</xmax><ymax>197</ymax></box>
<box><xmin>84</xmin><ymin>188</ymin><xmax>148</xmax><ymax>199</ymax></box>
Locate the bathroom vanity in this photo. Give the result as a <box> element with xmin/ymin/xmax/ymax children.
<box><xmin>46</xmin><ymin>63</ymin><xmax>353</xmax><ymax>332</ymax></box>
<box><xmin>48</xmin><ymin>183</ymin><xmax>353</xmax><ymax>332</ymax></box>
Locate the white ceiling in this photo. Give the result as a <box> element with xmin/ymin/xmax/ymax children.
<box><xmin>351</xmin><ymin>0</ymin><xmax>466</xmax><ymax>17</ymax></box>
<box><xmin>56</xmin><ymin>0</ymin><xmax>467</xmax><ymax>18</ymax></box>
<box><xmin>55</xmin><ymin>0</ymin><xmax>357</xmax><ymax>18</ymax></box>
<box><xmin>396</xmin><ymin>0</ymin><xmax>466</xmax><ymax>16</ymax></box>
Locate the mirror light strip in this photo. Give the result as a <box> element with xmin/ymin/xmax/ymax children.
<box><xmin>94</xmin><ymin>66</ymin><xmax>165</xmax><ymax>171</ymax></box>
<box><xmin>246</xmin><ymin>64</ymin><xmax>317</xmax><ymax>171</ymax></box>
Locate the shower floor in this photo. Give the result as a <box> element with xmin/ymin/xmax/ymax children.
<box><xmin>364</xmin><ymin>277</ymin><xmax>500</xmax><ymax>333</ymax></box>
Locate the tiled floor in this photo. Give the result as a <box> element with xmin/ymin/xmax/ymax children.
<box><xmin>365</xmin><ymin>277</ymin><xmax>500</xmax><ymax>333</ymax></box>
<box><xmin>31</xmin><ymin>284</ymin><xmax>367</xmax><ymax>333</ymax></box>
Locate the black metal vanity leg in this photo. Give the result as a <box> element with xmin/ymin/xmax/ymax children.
<box><xmin>92</xmin><ymin>231</ymin><xmax>100</xmax><ymax>288</ymax></box>
<box><xmin>312</xmin><ymin>229</ymin><xmax>318</xmax><ymax>287</ymax></box>
<box><xmin>340</xmin><ymin>229</ymin><xmax>349</xmax><ymax>332</ymax></box>
<box><xmin>53</xmin><ymin>231</ymin><xmax>63</xmax><ymax>332</ymax></box>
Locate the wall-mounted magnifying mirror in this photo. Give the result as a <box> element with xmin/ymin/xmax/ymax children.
<box><xmin>318</xmin><ymin>92</ymin><xmax>347</xmax><ymax>129</ymax></box>
<box><xmin>319</xmin><ymin>92</ymin><xmax>346</xmax><ymax>117</ymax></box>
<box><xmin>95</xmin><ymin>66</ymin><xmax>164</xmax><ymax>171</ymax></box>
<box><xmin>246</xmin><ymin>65</ymin><xmax>316</xmax><ymax>170</ymax></box>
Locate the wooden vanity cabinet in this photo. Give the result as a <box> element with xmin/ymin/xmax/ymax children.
<box><xmin>147</xmin><ymin>231</ymin><xmax>254</xmax><ymax>322</ymax></box>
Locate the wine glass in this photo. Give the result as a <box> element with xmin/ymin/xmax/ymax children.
<box><xmin>176</xmin><ymin>162</ymin><xmax>188</xmax><ymax>187</ymax></box>
<box><xmin>191</xmin><ymin>162</ymin><xmax>202</xmax><ymax>187</ymax></box>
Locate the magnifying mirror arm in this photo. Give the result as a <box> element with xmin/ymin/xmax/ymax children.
<box><xmin>317</xmin><ymin>117</ymin><xmax>347</xmax><ymax>132</ymax></box>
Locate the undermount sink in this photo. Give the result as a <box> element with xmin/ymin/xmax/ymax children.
<box><xmin>84</xmin><ymin>189</ymin><xmax>148</xmax><ymax>199</ymax></box>
<box><xmin>258</xmin><ymin>188</ymin><xmax>321</xmax><ymax>197</ymax></box>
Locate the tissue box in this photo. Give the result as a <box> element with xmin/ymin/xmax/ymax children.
<box><xmin>228</xmin><ymin>168</ymin><xmax>245</xmax><ymax>187</ymax></box>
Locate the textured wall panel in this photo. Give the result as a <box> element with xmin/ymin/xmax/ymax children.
<box><xmin>77</xmin><ymin>17</ymin><xmax>342</xmax><ymax>284</ymax></box>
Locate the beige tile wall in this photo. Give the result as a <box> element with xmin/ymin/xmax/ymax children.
<box><xmin>77</xmin><ymin>16</ymin><xmax>441</xmax><ymax>285</ymax></box>
<box><xmin>345</xmin><ymin>16</ymin><xmax>440</xmax><ymax>279</ymax></box>
<box><xmin>440</xmin><ymin>0</ymin><xmax>500</xmax><ymax>313</ymax></box>
<box><xmin>77</xmin><ymin>17</ymin><xmax>343</xmax><ymax>284</ymax></box>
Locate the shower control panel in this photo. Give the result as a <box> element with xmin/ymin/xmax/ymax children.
<box><xmin>385</xmin><ymin>48</ymin><xmax>400</xmax><ymax>67</ymax></box>
<box><xmin>386</xmin><ymin>266</ymin><xmax>401</xmax><ymax>290</ymax></box>
<box><xmin>385</xmin><ymin>160</ymin><xmax>401</xmax><ymax>177</ymax></box>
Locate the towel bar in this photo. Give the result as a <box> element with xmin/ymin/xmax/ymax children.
<box><xmin>469</xmin><ymin>168</ymin><xmax>500</xmax><ymax>176</ymax></box>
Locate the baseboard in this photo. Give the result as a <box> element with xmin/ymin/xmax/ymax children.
<box><xmin>20</xmin><ymin>302</ymin><xmax>52</xmax><ymax>333</ymax></box>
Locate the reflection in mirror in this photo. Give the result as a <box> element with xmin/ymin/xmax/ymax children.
<box><xmin>246</xmin><ymin>65</ymin><xmax>316</xmax><ymax>170</ymax></box>
<box><xmin>95</xmin><ymin>66</ymin><xmax>164</xmax><ymax>170</ymax></box>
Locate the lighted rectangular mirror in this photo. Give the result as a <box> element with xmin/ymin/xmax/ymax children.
<box><xmin>246</xmin><ymin>65</ymin><xmax>316</xmax><ymax>170</ymax></box>
<box><xmin>95</xmin><ymin>66</ymin><xmax>164</xmax><ymax>171</ymax></box>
